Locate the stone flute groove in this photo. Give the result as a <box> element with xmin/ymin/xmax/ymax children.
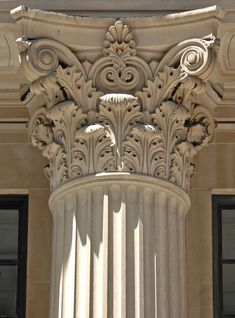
<box><xmin>48</xmin><ymin>175</ymin><xmax>190</xmax><ymax>318</ymax></box>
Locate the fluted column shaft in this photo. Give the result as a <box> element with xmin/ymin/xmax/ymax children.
<box><xmin>48</xmin><ymin>173</ymin><xmax>190</xmax><ymax>318</ymax></box>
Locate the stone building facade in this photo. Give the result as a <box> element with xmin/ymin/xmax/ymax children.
<box><xmin>0</xmin><ymin>1</ymin><xmax>235</xmax><ymax>318</ymax></box>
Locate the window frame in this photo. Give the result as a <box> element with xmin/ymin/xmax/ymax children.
<box><xmin>0</xmin><ymin>195</ymin><xmax>28</xmax><ymax>318</ymax></box>
<box><xmin>213</xmin><ymin>195</ymin><xmax>235</xmax><ymax>318</ymax></box>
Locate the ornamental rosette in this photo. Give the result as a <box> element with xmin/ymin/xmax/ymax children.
<box><xmin>20</xmin><ymin>20</ymin><xmax>217</xmax><ymax>192</ymax></box>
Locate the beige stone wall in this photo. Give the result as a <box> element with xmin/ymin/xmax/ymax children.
<box><xmin>187</xmin><ymin>127</ymin><xmax>235</xmax><ymax>318</ymax></box>
<box><xmin>0</xmin><ymin>128</ymin><xmax>51</xmax><ymax>318</ymax></box>
<box><xmin>27</xmin><ymin>189</ymin><xmax>51</xmax><ymax>318</ymax></box>
<box><xmin>188</xmin><ymin>186</ymin><xmax>213</xmax><ymax>318</ymax></box>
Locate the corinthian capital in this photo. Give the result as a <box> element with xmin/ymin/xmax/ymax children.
<box><xmin>18</xmin><ymin>20</ymin><xmax>217</xmax><ymax>191</ymax></box>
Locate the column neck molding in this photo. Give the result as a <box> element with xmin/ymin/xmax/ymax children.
<box><xmin>48</xmin><ymin>172</ymin><xmax>191</xmax><ymax>212</ymax></box>
<box><xmin>17</xmin><ymin>19</ymin><xmax>218</xmax><ymax>192</ymax></box>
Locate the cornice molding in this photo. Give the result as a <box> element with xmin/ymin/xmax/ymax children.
<box><xmin>16</xmin><ymin>19</ymin><xmax>217</xmax><ymax>192</ymax></box>
<box><xmin>11</xmin><ymin>5</ymin><xmax>225</xmax><ymax>26</ymax></box>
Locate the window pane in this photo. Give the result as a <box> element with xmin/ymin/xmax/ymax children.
<box><xmin>222</xmin><ymin>209</ymin><xmax>235</xmax><ymax>259</ymax></box>
<box><xmin>223</xmin><ymin>264</ymin><xmax>235</xmax><ymax>315</ymax></box>
<box><xmin>0</xmin><ymin>210</ymin><xmax>18</xmax><ymax>260</ymax></box>
<box><xmin>0</xmin><ymin>265</ymin><xmax>17</xmax><ymax>317</ymax></box>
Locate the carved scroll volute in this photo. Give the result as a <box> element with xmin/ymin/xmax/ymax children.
<box><xmin>16</xmin><ymin>37</ymin><xmax>86</xmax><ymax>82</ymax></box>
<box><xmin>156</xmin><ymin>35</ymin><xmax>218</xmax><ymax>80</ymax></box>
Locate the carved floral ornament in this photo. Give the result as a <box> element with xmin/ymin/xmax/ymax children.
<box><xmin>17</xmin><ymin>21</ymin><xmax>217</xmax><ymax>192</ymax></box>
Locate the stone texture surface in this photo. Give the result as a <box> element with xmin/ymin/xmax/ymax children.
<box><xmin>0</xmin><ymin>144</ymin><xmax>49</xmax><ymax>189</ymax></box>
<box><xmin>26</xmin><ymin>190</ymin><xmax>51</xmax><ymax>318</ymax></box>
<box><xmin>187</xmin><ymin>189</ymin><xmax>213</xmax><ymax>318</ymax></box>
<box><xmin>26</xmin><ymin>282</ymin><xmax>50</xmax><ymax>318</ymax></box>
<box><xmin>27</xmin><ymin>189</ymin><xmax>51</xmax><ymax>283</ymax></box>
<box><xmin>1</xmin><ymin>0</ymin><xmax>235</xmax><ymax>12</ymax></box>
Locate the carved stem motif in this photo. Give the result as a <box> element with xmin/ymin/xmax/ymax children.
<box><xmin>19</xmin><ymin>20</ymin><xmax>217</xmax><ymax>192</ymax></box>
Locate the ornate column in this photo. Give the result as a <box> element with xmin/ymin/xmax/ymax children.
<box><xmin>17</xmin><ymin>20</ymin><xmax>217</xmax><ymax>318</ymax></box>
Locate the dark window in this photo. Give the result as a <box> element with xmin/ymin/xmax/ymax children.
<box><xmin>213</xmin><ymin>195</ymin><xmax>235</xmax><ymax>318</ymax></box>
<box><xmin>0</xmin><ymin>196</ymin><xmax>28</xmax><ymax>318</ymax></box>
